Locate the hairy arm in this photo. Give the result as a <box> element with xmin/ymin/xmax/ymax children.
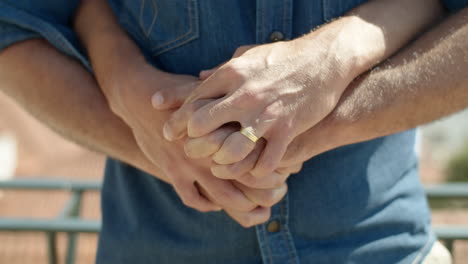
<box><xmin>167</xmin><ymin>0</ymin><xmax>445</xmax><ymax>181</ymax></box>
<box><xmin>283</xmin><ymin>8</ymin><xmax>468</xmax><ymax>164</ymax></box>
<box><xmin>0</xmin><ymin>39</ymin><xmax>169</xmax><ymax>182</ymax></box>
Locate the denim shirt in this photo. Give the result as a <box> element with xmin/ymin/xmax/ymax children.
<box><xmin>0</xmin><ymin>1</ymin><xmax>467</xmax><ymax>263</ymax></box>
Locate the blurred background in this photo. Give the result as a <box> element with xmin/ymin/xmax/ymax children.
<box><xmin>0</xmin><ymin>90</ymin><xmax>467</xmax><ymax>263</ymax></box>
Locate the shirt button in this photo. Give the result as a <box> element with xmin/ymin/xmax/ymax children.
<box><xmin>267</xmin><ymin>220</ymin><xmax>280</xmax><ymax>233</ymax></box>
<box><xmin>269</xmin><ymin>31</ymin><xmax>285</xmax><ymax>42</ymax></box>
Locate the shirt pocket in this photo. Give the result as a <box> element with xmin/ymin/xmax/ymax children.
<box><xmin>115</xmin><ymin>0</ymin><xmax>199</xmax><ymax>56</ymax></box>
<box><xmin>322</xmin><ymin>0</ymin><xmax>368</xmax><ymax>21</ymax></box>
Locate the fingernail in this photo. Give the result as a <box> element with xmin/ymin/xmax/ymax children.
<box><xmin>163</xmin><ymin>124</ymin><xmax>173</xmax><ymax>141</ymax></box>
<box><xmin>152</xmin><ymin>92</ymin><xmax>164</xmax><ymax>108</ymax></box>
<box><xmin>212</xmin><ymin>152</ymin><xmax>225</xmax><ymax>165</ymax></box>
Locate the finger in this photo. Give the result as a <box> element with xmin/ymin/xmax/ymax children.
<box><xmin>211</xmin><ymin>131</ymin><xmax>257</xmax><ymax>165</ymax></box>
<box><xmin>232</xmin><ymin>45</ymin><xmax>257</xmax><ymax>57</ymax></box>
<box><xmin>152</xmin><ymin>81</ymin><xmax>199</xmax><ymax>110</ymax></box>
<box><xmin>275</xmin><ymin>163</ymin><xmax>303</xmax><ymax>175</ymax></box>
<box><xmin>163</xmin><ymin>99</ymin><xmax>213</xmax><ymax>141</ymax></box>
<box><xmin>196</xmin><ymin>175</ymin><xmax>257</xmax><ymax>212</ymax></box>
<box><xmin>184</xmin><ymin>124</ymin><xmax>238</xmax><ymax>159</ymax></box>
<box><xmin>232</xmin><ymin>181</ymin><xmax>287</xmax><ymax>208</ymax></box>
<box><xmin>198</xmin><ymin>45</ymin><xmax>256</xmax><ymax>80</ymax></box>
<box><xmin>251</xmin><ymin>134</ymin><xmax>291</xmax><ymax>178</ymax></box>
<box><xmin>172</xmin><ymin>178</ymin><xmax>221</xmax><ymax>212</ymax></box>
<box><xmin>211</xmin><ymin>139</ymin><xmax>265</xmax><ymax>179</ymax></box>
<box><xmin>210</xmin><ymin>112</ymin><xmax>275</xmax><ymax>165</ymax></box>
<box><xmin>184</xmin><ymin>68</ymin><xmax>234</xmax><ymax>104</ymax></box>
<box><xmin>187</xmin><ymin>97</ymin><xmax>244</xmax><ymax>138</ymax></box>
<box><xmin>224</xmin><ymin>207</ymin><xmax>271</xmax><ymax>228</ymax></box>
<box><xmin>237</xmin><ymin>171</ymin><xmax>290</xmax><ymax>189</ymax></box>
<box><xmin>199</xmin><ymin>63</ymin><xmax>225</xmax><ymax>80</ymax></box>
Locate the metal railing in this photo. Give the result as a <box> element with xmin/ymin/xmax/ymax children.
<box><xmin>0</xmin><ymin>179</ymin><xmax>467</xmax><ymax>263</ymax></box>
<box><xmin>0</xmin><ymin>179</ymin><xmax>101</xmax><ymax>264</ymax></box>
<box><xmin>425</xmin><ymin>183</ymin><xmax>468</xmax><ymax>253</ymax></box>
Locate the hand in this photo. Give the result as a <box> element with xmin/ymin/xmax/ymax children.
<box><xmin>105</xmin><ymin>63</ymin><xmax>246</xmax><ymax>212</ymax></box>
<box><xmin>164</xmin><ymin>34</ymin><xmax>357</xmax><ymax>179</ymax></box>
<box><xmin>74</xmin><ymin>0</ymin><xmax>291</xmax><ymax>225</ymax></box>
<box><xmin>105</xmin><ymin>61</ymin><xmax>293</xmax><ymax>227</ymax></box>
<box><xmin>184</xmin><ymin>123</ymin><xmax>303</xmax><ymax>188</ymax></box>
<box><xmin>185</xmin><ymin>114</ymin><xmax>338</xmax><ymax>183</ymax></box>
<box><xmin>153</xmin><ymin>45</ymin><xmax>304</xmax><ymax>188</ymax></box>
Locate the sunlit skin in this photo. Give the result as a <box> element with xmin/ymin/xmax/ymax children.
<box><xmin>75</xmin><ymin>0</ymin><xmax>444</xmax><ymax>226</ymax></box>
<box><xmin>161</xmin><ymin>0</ymin><xmax>444</xmax><ymax>184</ymax></box>
<box><xmin>2</xmin><ymin>0</ymin><xmax>467</xmax><ymax>228</ymax></box>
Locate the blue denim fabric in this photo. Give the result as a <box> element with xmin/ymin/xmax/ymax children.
<box><xmin>0</xmin><ymin>1</ymin><xmax>467</xmax><ymax>263</ymax></box>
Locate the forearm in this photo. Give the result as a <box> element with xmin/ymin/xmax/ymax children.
<box><xmin>74</xmin><ymin>0</ymin><xmax>166</xmax><ymax>120</ymax></box>
<box><xmin>0</xmin><ymin>39</ymin><xmax>169</xmax><ymax>182</ymax></box>
<box><xmin>325</xmin><ymin>8</ymin><xmax>468</xmax><ymax>149</ymax></box>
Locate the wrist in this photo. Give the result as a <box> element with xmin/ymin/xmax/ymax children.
<box><xmin>73</xmin><ymin>0</ymin><xmax>152</xmax><ymax>117</ymax></box>
<box><xmin>74</xmin><ymin>0</ymin><xmax>112</xmax><ymax>47</ymax></box>
<box><xmin>299</xmin><ymin>16</ymin><xmax>386</xmax><ymax>84</ymax></box>
<box><xmin>324</xmin><ymin>16</ymin><xmax>383</xmax><ymax>80</ymax></box>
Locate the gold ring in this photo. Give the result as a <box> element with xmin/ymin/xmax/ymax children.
<box><xmin>240</xmin><ymin>126</ymin><xmax>259</xmax><ymax>143</ymax></box>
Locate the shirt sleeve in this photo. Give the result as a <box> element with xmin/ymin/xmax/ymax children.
<box><xmin>0</xmin><ymin>21</ymin><xmax>40</xmax><ymax>53</ymax></box>
<box><xmin>0</xmin><ymin>1</ymin><xmax>90</xmax><ymax>69</ymax></box>
<box><xmin>441</xmin><ymin>0</ymin><xmax>468</xmax><ymax>12</ymax></box>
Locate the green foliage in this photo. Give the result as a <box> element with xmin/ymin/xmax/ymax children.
<box><xmin>446</xmin><ymin>144</ymin><xmax>468</xmax><ymax>182</ymax></box>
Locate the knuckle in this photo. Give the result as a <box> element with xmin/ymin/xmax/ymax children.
<box><xmin>261</xmin><ymin>103</ymin><xmax>282</xmax><ymax>122</ymax></box>
<box><xmin>181</xmin><ymin>196</ymin><xmax>196</xmax><ymax>208</ymax></box>
<box><xmin>259</xmin><ymin>190</ymin><xmax>278</xmax><ymax>207</ymax></box>
<box><xmin>282</xmin><ymin>143</ymin><xmax>300</xmax><ymax>165</ymax></box>
<box><xmin>182</xmin><ymin>196</ymin><xmax>209</xmax><ymax>212</ymax></box>
<box><xmin>177</xmin><ymin>187</ymin><xmax>200</xmax><ymax>209</ymax></box>
<box><xmin>234</xmin><ymin>45</ymin><xmax>248</xmax><ymax>56</ymax></box>
<box><xmin>273</xmin><ymin>174</ymin><xmax>287</xmax><ymax>188</ymax></box>
<box><xmin>239</xmin><ymin>214</ymin><xmax>257</xmax><ymax>228</ymax></box>
<box><xmin>196</xmin><ymin>206</ymin><xmax>213</xmax><ymax>213</ymax></box>
<box><xmin>253</xmin><ymin>161</ymin><xmax>276</xmax><ymax>178</ymax></box>
<box><xmin>292</xmin><ymin>164</ymin><xmax>303</xmax><ymax>174</ymax></box>
<box><xmin>259</xmin><ymin>210</ymin><xmax>271</xmax><ymax>224</ymax></box>
<box><xmin>222</xmin><ymin>60</ymin><xmax>248</xmax><ymax>81</ymax></box>
<box><xmin>279</xmin><ymin>120</ymin><xmax>295</xmax><ymax>137</ymax></box>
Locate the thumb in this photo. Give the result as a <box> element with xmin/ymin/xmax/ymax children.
<box><xmin>152</xmin><ymin>81</ymin><xmax>199</xmax><ymax>110</ymax></box>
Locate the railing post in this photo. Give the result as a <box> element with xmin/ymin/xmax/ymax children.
<box><xmin>445</xmin><ymin>239</ymin><xmax>454</xmax><ymax>254</ymax></box>
<box><xmin>46</xmin><ymin>232</ymin><xmax>57</xmax><ymax>264</ymax></box>
<box><xmin>66</xmin><ymin>232</ymin><xmax>78</xmax><ymax>264</ymax></box>
<box><xmin>58</xmin><ymin>190</ymin><xmax>83</xmax><ymax>264</ymax></box>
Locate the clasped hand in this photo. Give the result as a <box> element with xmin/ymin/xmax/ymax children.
<box><xmin>151</xmin><ymin>37</ymin><xmax>356</xmax><ymax>225</ymax></box>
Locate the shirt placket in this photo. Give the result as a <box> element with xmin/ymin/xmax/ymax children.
<box><xmin>255</xmin><ymin>0</ymin><xmax>293</xmax><ymax>44</ymax></box>
<box><xmin>254</xmin><ymin>1</ymin><xmax>298</xmax><ymax>263</ymax></box>
<box><xmin>255</xmin><ymin>194</ymin><xmax>299</xmax><ymax>264</ymax></box>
